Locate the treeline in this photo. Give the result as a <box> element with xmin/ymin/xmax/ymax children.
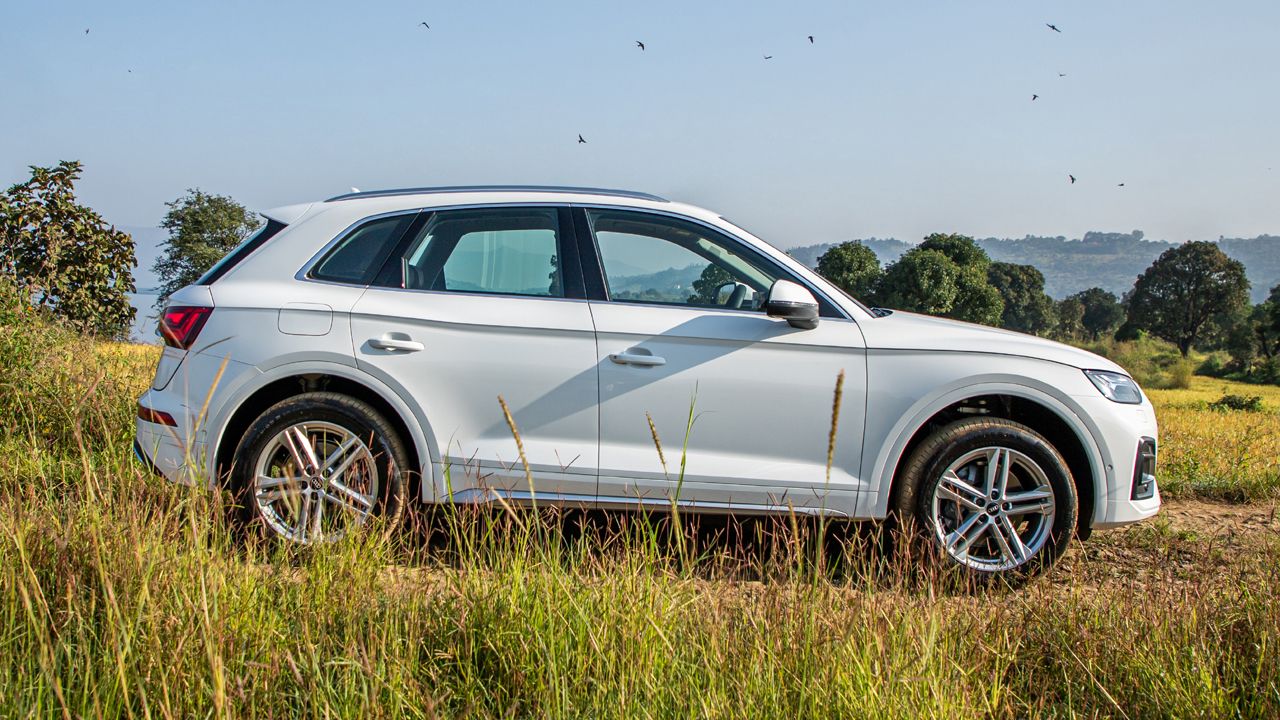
<box><xmin>790</xmin><ymin>231</ymin><xmax>1280</xmax><ymax>303</ymax></box>
<box><xmin>813</xmin><ymin>234</ymin><xmax>1280</xmax><ymax>384</ymax></box>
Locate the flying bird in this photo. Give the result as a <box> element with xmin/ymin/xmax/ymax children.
<box><xmin>636</xmin><ymin>40</ymin><xmax>645</xmax><ymax>50</ymax></box>
<box><xmin>84</xmin><ymin>28</ymin><xmax>90</xmax><ymax>34</ymax></box>
<box><xmin>1058</xmin><ymin>73</ymin><xmax>1067</xmax><ymax>77</ymax></box>
<box><xmin>578</xmin><ymin>134</ymin><xmax>586</xmax><ymax>144</ymax></box>
<box><xmin>763</xmin><ymin>54</ymin><xmax>773</xmax><ymax>60</ymax></box>
<box><xmin>1069</xmin><ymin>175</ymin><xmax>1076</xmax><ymax>184</ymax></box>
<box><xmin>1046</xmin><ymin>23</ymin><xmax>1061</xmax><ymax>33</ymax></box>
<box><xmin>419</xmin><ymin>22</ymin><xmax>430</xmax><ymax>29</ymax></box>
<box><xmin>808</xmin><ymin>35</ymin><xmax>814</xmax><ymax>44</ymax></box>
<box><xmin>1117</xmin><ymin>182</ymin><xmax>1126</xmax><ymax>187</ymax></box>
<box><xmin>1032</xmin><ymin>94</ymin><xmax>1039</xmax><ymax>101</ymax></box>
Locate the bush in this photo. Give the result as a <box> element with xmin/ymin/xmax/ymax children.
<box><xmin>1196</xmin><ymin>354</ymin><xmax>1229</xmax><ymax>378</ymax></box>
<box><xmin>1209</xmin><ymin>394</ymin><xmax>1265</xmax><ymax>412</ymax></box>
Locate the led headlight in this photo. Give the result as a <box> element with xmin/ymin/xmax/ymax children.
<box><xmin>1083</xmin><ymin>370</ymin><xmax>1143</xmax><ymax>404</ymax></box>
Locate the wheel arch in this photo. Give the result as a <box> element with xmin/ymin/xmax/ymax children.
<box><xmin>208</xmin><ymin>362</ymin><xmax>435</xmax><ymax>499</ymax></box>
<box><xmin>868</xmin><ymin>380</ymin><xmax>1108</xmax><ymax>537</ymax></box>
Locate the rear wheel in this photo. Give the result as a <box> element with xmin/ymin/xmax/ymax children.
<box><xmin>894</xmin><ymin>418</ymin><xmax>1077</xmax><ymax>581</ymax></box>
<box><xmin>231</xmin><ymin>392</ymin><xmax>409</xmax><ymax>544</ymax></box>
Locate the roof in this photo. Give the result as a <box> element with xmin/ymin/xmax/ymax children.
<box><xmin>324</xmin><ymin>185</ymin><xmax>668</xmax><ymax>203</ymax></box>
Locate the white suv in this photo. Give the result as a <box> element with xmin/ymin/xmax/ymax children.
<box><xmin>135</xmin><ymin>186</ymin><xmax>1159</xmax><ymax>579</ymax></box>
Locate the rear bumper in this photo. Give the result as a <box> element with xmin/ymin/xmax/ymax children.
<box><xmin>134</xmin><ymin>408</ymin><xmax>206</xmax><ymax>486</ymax></box>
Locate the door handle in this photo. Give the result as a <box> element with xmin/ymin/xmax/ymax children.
<box><xmin>369</xmin><ymin>337</ymin><xmax>425</xmax><ymax>352</ymax></box>
<box><xmin>609</xmin><ymin>352</ymin><xmax>666</xmax><ymax>367</ymax></box>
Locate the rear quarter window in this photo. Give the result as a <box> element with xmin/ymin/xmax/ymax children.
<box><xmin>310</xmin><ymin>213</ymin><xmax>416</xmax><ymax>285</ymax></box>
<box><xmin>197</xmin><ymin>219</ymin><xmax>287</xmax><ymax>285</ymax></box>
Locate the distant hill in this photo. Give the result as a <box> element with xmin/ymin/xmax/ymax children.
<box><xmin>786</xmin><ymin>232</ymin><xmax>1280</xmax><ymax>302</ymax></box>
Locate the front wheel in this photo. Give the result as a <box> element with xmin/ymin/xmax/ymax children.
<box><xmin>231</xmin><ymin>392</ymin><xmax>410</xmax><ymax>544</ymax></box>
<box><xmin>894</xmin><ymin>418</ymin><xmax>1078</xmax><ymax>581</ymax></box>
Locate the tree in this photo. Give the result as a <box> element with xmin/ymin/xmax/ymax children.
<box><xmin>816</xmin><ymin>241</ymin><xmax>881</xmax><ymax>301</ymax></box>
<box><xmin>0</xmin><ymin>161</ymin><xmax>136</xmax><ymax>337</ymax></box>
<box><xmin>987</xmin><ymin>262</ymin><xmax>1055</xmax><ymax>335</ymax></box>
<box><xmin>1068</xmin><ymin>287</ymin><xmax>1125</xmax><ymax>340</ymax></box>
<box><xmin>1054</xmin><ymin>296</ymin><xmax>1086</xmax><ymax>340</ymax></box>
<box><xmin>875</xmin><ymin>233</ymin><xmax>1004</xmax><ymax>325</ymax></box>
<box><xmin>688</xmin><ymin>263</ymin><xmax>735</xmax><ymax>305</ymax></box>
<box><xmin>152</xmin><ymin>189</ymin><xmax>260</xmax><ymax>306</ymax></box>
<box><xmin>1126</xmin><ymin>241</ymin><xmax>1250</xmax><ymax>356</ymax></box>
<box><xmin>874</xmin><ymin>249</ymin><xmax>960</xmax><ymax>316</ymax></box>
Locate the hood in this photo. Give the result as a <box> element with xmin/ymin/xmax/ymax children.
<box><xmin>857</xmin><ymin>311</ymin><xmax>1128</xmax><ymax>374</ymax></box>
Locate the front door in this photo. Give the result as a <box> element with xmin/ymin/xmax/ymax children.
<box><xmin>581</xmin><ymin>208</ymin><xmax>868</xmax><ymax>516</ymax></box>
<box><xmin>349</xmin><ymin>206</ymin><xmax>599</xmax><ymax>503</ymax></box>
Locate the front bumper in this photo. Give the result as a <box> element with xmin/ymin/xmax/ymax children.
<box><xmin>1074</xmin><ymin>393</ymin><xmax>1161</xmax><ymax>529</ymax></box>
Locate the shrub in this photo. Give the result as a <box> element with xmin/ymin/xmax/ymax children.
<box><xmin>1209</xmin><ymin>394</ymin><xmax>1265</xmax><ymax>412</ymax></box>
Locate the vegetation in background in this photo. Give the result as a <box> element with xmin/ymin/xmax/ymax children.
<box><xmin>152</xmin><ymin>189</ymin><xmax>260</xmax><ymax>306</ymax></box>
<box><xmin>813</xmin><ymin>240</ymin><xmax>880</xmax><ymax>300</ymax></box>
<box><xmin>0</xmin><ymin>161</ymin><xmax>135</xmax><ymax>337</ymax></box>
<box><xmin>986</xmin><ymin>261</ymin><xmax>1056</xmax><ymax>335</ymax></box>
<box><xmin>1126</xmin><ymin>240</ymin><xmax>1250</xmax><ymax>357</ymax></box>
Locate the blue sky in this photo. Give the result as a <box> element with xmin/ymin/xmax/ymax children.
<box><xmin>3</xmin><ymin>0</ymin><xmax>1278</xmax><ymax>283</ymax></box>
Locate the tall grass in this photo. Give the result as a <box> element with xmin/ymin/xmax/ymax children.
<box><xmin>1</xmin><ymin>301</ymin><xmax>1278</xmax><ymax>717</ymax></box>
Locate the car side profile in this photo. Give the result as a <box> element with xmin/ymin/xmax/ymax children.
<box><xmin>135</xmin><ymin>186</ymin><xmax>1160</xmax><ymax>580</ymax></box>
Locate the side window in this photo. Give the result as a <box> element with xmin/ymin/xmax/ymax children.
<box><xmin>587</xmin><ymin>209</ymin><xmax>779</xmax><ymax>310</ymax></box>
<box><xmin>311</xmin><ymin>214</ymin><xmax>415</xmax><ymax>285</ymax></box>
<box><xmin>391</xmin><ymin>208</ymin><xmax>564</xmax><ymax>298</ymax></box>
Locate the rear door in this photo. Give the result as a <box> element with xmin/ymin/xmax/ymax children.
<box><xmin>348</xmin><ymin>206</ymin><xmax>599</xmax><ymax>503</ymax></box>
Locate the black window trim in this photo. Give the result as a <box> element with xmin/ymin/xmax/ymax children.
<box><xmin>296</xmin><ymin>209</ymin><xmax>423</xmax><ymax>286</ymax></box>
<box><xmin>572</xmin><ymin>204</ymin><xmax>851</xmax><ymax>320</ymax></box>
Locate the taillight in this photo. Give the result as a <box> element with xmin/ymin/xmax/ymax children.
<box><xmin>159</xmin><ymin>306</ymin><xmax>212</xmax><ymax>350</ymax></box>
<box><xmin>137</xmin><ymin>403</ymin><xmax>177</xmax><ymax>427</ymax></box>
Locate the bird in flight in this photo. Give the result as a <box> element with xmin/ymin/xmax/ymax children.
<box><xmin>578</xmin><ymin>134</ymin><xmax>586</xmax><ymax>144</ymax></box>
<box><xmin>1046</xmin><ymin>23</ymin><xmax>1061</xmax><ymax>33</ymax></box>
<box><xmin>1032</xmin><ymin>94</ymin><xmax>1039</xmax><ymax>101</ymax></box>
<box><xmin>84</xmin><ymin>28</ymin><xmax>90</xmax><ymax>34</ymax></box>
<box><xmin>1058</xmin><ymin>73</ymin><xmax>1067</xmax><ymax>77</ymax></box>
<box><xmin>1117</xmin><ymin>182</ymin><xmax>1126</xmax><ymax>187</ymax></box>
<box><xmin>763</xmin><ymin>54</ymin><xmax>773</xmax><ymax>60</ymax></box>
<box><xmin>636</xmin><ymin>40</ymin><xmax>645</xmax><ymax>51</ymax></box>
<box><xmin>419</xmin><ymin>22</ymin><xmax>430</xmax><ymax>29</ymax></box>
<box><xmin>1069</xmin><ymin>174</ymin><xmax>1076</xmax><ymax>184</ymax></box>
<box><xmin>808</xmin><ymin>35</ymin><xmax>814</xmax><ymax>44</ymax></box>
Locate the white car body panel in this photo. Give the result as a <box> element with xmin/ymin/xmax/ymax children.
<box><xmin>134</xmin><ymin>186</ymin><xmax>1159</xmax><ymax>538</ymax></box>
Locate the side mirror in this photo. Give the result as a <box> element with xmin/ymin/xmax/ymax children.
<box><xmin>764</xmin><ymin>280</ymin><xmax>819</xmax><ymax>329</ymax></box>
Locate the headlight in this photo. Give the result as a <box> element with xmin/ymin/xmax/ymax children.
<box><xmin>1083</xmin><ymin>370</ymin><xmax>1143</xmax><ymax>404</ymax></box>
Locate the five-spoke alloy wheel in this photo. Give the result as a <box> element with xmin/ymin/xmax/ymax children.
<box><xmin>232</xmin><ymin>392</ymin><xmax>409</xmax><ymax>544</ymax></box>
<box><xmin>895</xmin><ymin>418</ymin><xmax>1078</xmax><ymax>581</ymax></box>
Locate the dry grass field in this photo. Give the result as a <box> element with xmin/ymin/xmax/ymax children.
<box><xmin>1</xmin><ymin>315</ymin><xmax>1277</xmax><ymax>718</ymax></box>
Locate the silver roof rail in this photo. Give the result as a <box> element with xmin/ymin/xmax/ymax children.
<box><xmin>325</xmin><ymin>185</ymin><xmax>668</xmax><ymax>203</ymax></box>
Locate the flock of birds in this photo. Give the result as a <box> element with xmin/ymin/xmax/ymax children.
<box><xmin>83</xmin><ymin>17</ymin><xmax>1125</xmax><ymax>188</ymax></box>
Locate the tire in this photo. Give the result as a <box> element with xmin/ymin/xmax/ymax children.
<box><xmin>892</xmin><ymin>417</ymin><xmax>1077</xmax><ymax>582</ymax></box>
<box><xmin>231</xmin><ymin>392</ymin><xmax>410</xmax><ymax>544</ymax></box>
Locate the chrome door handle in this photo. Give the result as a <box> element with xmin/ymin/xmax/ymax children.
<box><xmin>369</xmin><ymin>337</ymin><xmax>425</xmax><ymax>352</ymax></box>
<box><xmin>609</xmin><ymin>352</ymin><xmax>666</xmax><ymax>367</ymax></box>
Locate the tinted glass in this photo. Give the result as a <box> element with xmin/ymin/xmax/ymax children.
<box><xmin>393</xmin><ymin>208</ymin><xmax>563</xmax><ymax>297</ymax></box>
<box><xmin>311</xmin><ymin>214</ymin><xmax>414</xmax><ymax>285</ymax></box>
<box><xmin>587</xmin><ymin>209</ymin><xmax>778</xmax><ymax>310</ymax></box>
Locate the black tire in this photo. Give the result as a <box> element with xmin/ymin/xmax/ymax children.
<box><xmin>892</xmin><ymin>417</ymin><xmax>1077</xmax><ymax>583</ymax></box>
<box><xmin>231</xmin><ymin>392</ymin><xmax>410</xmax><ymax>543</ymax></box>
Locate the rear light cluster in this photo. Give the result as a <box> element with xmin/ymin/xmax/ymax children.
<box><xmin>1132</xmin><ymin>438</ymin><xmax>1157</xmax><ymax>500</ymax></box>
<box><xmin>159</xmin><ymin>306</ymin><xmax>212</xmax><ymax>349</ymax></box>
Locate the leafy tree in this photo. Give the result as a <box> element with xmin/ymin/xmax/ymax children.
<box><xmin>987</xmin><ymin>262</ymin><xmax>1055</xmax><ymax>335</ymax></box>
<box><xmin>918</xmin><ymin>232</ymin><xmax>990</xmax><ymax>268</ymax></box>
<box><xmin>874</xmin><ymin>249</ymin><xmax>960</xmax><ymax>316</ymax></box>
<box><xmin>1054</xmin><ymin>296</ymin><xmax>1086</xmax><ymax>340</ymax></box>
<box><xmin>0</xmin><ymin>161</ymin><xmax>135</xmax><ymax>337</ymax></box>
<box><xmin>1126</xmin><ymin>241</ymin><xmax>1250</xmax><ymax>356</ymax></box>
<box><xmin>1068</xmin><ymin>287</ymin><xmax>1125</xmax><ymax>340</ymax></box>
<box><xmin>1261</xmin><ymin>285</ymin><xmax>1280</xmax><ymax>360</ymax></box>
<box><xmin>688</xmin><ymin>263</ymin><xmax>735</xmax><ymax>305</ymax></box>
<box><xmin>816</xmin><ymin>241</ymin><xmax>881</xmax><ymax>301</ymax></box>
<box><xmin>152</xmin><ymin>189</ymin><xmax>260</xmax><ymax>306</ymax></box>
<box><xmin>951</xmin><ymin>264</ymin><xmax>1004</xmax><ymax>326</ymax></box>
